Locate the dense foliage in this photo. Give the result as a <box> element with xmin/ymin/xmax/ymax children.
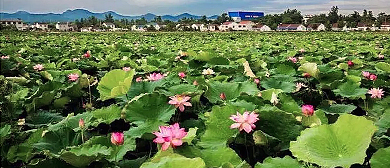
<box><xmin>1</xmin><ymin>32</ymin><xmax>389</xmax><ymax>168</ymax></box>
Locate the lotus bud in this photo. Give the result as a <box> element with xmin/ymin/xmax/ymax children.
<box><xmin>111</xmin><ymin>132</ymin><xmax>124</xmax><ymax>145</ymax></box>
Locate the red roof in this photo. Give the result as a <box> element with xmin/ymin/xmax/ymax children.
<box><xmin>239</xmin><ymin>21</ymin><xmax>253</xmax><ymax>25</ymax></box>
<box><xmin>222</xmin><ymin>22</ymin><xmax>232</xmax><ymax>25</ymax></box>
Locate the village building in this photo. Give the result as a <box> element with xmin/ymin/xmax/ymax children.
<box><xmin>236</xmin><ymin>21</ymin><xmax>255</xmax><ymax>31</ymax></box>
<box><xmin>207</xmin><ymin>24</ymin><xmax>219</xmax><ymax>31</ymax></box>
<box><xmin>0</xmin><ymin>19</ymin><xmax>25</xmax><ymax>30</ymax></box>
<box><xmin>307</xmin><ymin>23</ymin><xmax>326</xmax><ymax>31</ymax></box>
<box><xmin>80</xmin><ymin>27</ymin><xmax>93</xmax><ymax>32</ymax></box>
<box><xmin>32</xmin><ymin>23</ymin><xmax>48</xmax><ymax>30</ymax></box>
<box><xmin>146</xmin><ymin>23</ymin><xmax>165</xmax><ymax>31</ymax></box>
<box><xmin>102</xmin><ymin>22</ymin><xmax>115</xmax><ymax>29</ymax></box>
<box><xmin>277</xmin><ymin>24</ymin><xmax>306</xmax><ymax>31</ymax></box>
<box><xmin>252</xmin><ymin>24</ymin><xmax>271</xmax><ymax>31</ymax></box>
<box><xmin>56</xmin><ymin>22</ymin><xmax>73</xmax><ymax>31</ymax></box>
<box><xmin>131</xmin><ymin>25</ymin><xmax>147</xmax><ymax>31</ymax></box>
<box><xmin>380</xmin><ymin>22</ymin><xmax>390</xmax><ymax>31</ymax></box>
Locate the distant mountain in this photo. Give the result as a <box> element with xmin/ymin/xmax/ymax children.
<box><xmin>0</xmin><ymin>9</ymin><xmax>218</xmax><ymax>23</ymax></box>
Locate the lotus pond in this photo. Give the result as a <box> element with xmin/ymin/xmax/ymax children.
<box><xmin>1</xmin><ymin>32</ymin><xmax>390</xmax><ymax>168</ymax></box>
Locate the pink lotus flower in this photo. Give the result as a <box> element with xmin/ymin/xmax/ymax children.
<box><xmin>369</xmin><ymin>74</ymin><xmax>377</xmax><ymax>81</ymax></box>
<box><xmin>288</xmin><ymin>57</ymin><xmax>298</xmax><ymax>63</ymax></box>
<box><xmin>368</xmin><ymin>88</ymin><xmax>385</xmax><ymax>99</ymax></box>
<box><xmin>122</xmin><ymin>67</ymin><xmax>131</xmax><ymax>71</ymax></box>
<box><xmin>1</xmin><ymin>56</ymin><xmax>10</xmax><ymax>59</ymax></box>
<box><xmin>347</xmin><ymin>60</ymin><xmax>354</xmax><ymax>67</ymax></box>
<box><xmin>254</xmin><ymin>78</ymin><xmax>260</xmax><ymax>85</ymax></box>
<box><xmin>147</xmin><ymin>73</ymin><xmax>164</xmax><ymax>81</ymax></box>
<box><xmin>136</xmin><ymin>77</ymin><xmax>142</xmax><ymax>82</ymax></box>
<box><xmin>378</xmin><ymin>54</ymin><xmax>384</xmax><ymax>59</ymax></box>
<box><xmin>33</xmin><ymin>64</ymin><xmax>44</xmax><ymax>71</ymax></box>
<box><xmin>168</xmin><ymin>95</ymin><xmax>192</xmax><ymax>112</ymax></box>
<box><xmin>230</xmin><ymin>111</ymin><xmax>259</xmax><ymax>133</ymax></box>
<box><xmin>84</xmin><ymin>50</ymin><xmax>91</xmax><ymax>58</ymax></box>
<box><xmin>299</xmin><ymin>48</ymin><xmax>305</xmax><ymax>53</ymax></box>
<box><xmin>302</xmin><ymin>105</ymin><xmax>314</xmax><ymax>116</ymax></box>
<box><xmin>111</xmin><ymin>132</ymin><xmax>124</xmax><ymax>145</ymax></box>
<box><xmin>68</xmin><ymin>73</ymin><xmax>79</xmax><ymax>82</ymax></box>
<box><xmin>362</xmin><ymin>71</ymin><xmax>371</xmax><ymax>78</ymax></box>
<box><xmin>220</xmin><ymin>92</ymin><xmax>226</xmax><ymax>100</ymax></box>
<box><xmin>178</xmin><ymin>72</ymin><xmax>186</xmax><ymax>79</ymax></box>
<box><xmin>153</xmin><ymin>123</ymin><xmax>187</xmax><ymax>151</ymax></box>
<box><xmin>79</xmin><ymin>118</ymin><xmax>85</xmax><ymax>129</ymax></box>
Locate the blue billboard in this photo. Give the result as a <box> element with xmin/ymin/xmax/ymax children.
<box><xmin>228</xmin><ymin>11</ymin><xmax>264</xmax><ymax>20</ymax></box>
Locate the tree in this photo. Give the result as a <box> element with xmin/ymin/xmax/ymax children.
<box><xmin>198</xmin><ymin>15</ymin><xmax>208</xmax><ymax>24</ymax></box>
<box><xmin>280</xmin><ymin>9</ymin><xmax>303</xmax><ymax>24</ymax></box>
<box><xmin>105</xmin><ymin>13</ymin><xmax>114</xmax><ymax>23</ymax></box>
<box><xmin>153</xmin><ymin>16</ymin><xmax>162</xmax><ymax>24</ymax></box>
<box><xmin>328</xmin><ymin>6</ymin><xmax>339</xmax><ymax>24</ymax></box>
<box><xmin>135</xmin><ymin>17</ymin><xmax>147</xmax><ymax>25</ymax></box>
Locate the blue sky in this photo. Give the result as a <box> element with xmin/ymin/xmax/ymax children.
<box><xmin>1</xmin><ymin>0</ymin><xmax>389</xmax><ymax>16</ymax></box>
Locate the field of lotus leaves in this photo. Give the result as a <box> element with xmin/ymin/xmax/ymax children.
<box><xmin>1</xmin><ymin>32</ymin><xmax>390</xmax><ymax>168</ymax></box>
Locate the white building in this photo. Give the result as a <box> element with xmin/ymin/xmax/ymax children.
<box><xmin>102</xmin><ymin>22</ymin><xmax>115</xmax><ymax>29</ymax></box>
<box><xmin>357</xmin><ymin>23</ymin><xmax>369</xmax><ymax>31</ymax></box>
<box><xmin>0</xmin><ymin>19</ymin><xmax>25</xmax><ymax>30</ymax></box>
<box><xmin>131</xmin><ymin>25</ymin><xmax>147</xmax><ymax>31</ymax></box>
<box><xmin>191</xmin><ymin>24</ymin><xmax>208</xmax><ymax>31</ymax></box>
<box><xmin>236</xmin><ymin>21</ymin><xmax>255</xmax><ymax>31</ymax></box>
<box><xmin>146</xmin><ymin>23</ymin><xmax>165</xmax><ymax>30</ymax></box>
<box><xmin>307</xmin><ymin>23</ymin><xmax>326</xmax><ymax>31</ymax></box>
<box><xmin>277</xmin><ymin>24</ymin><xmax>306</xmax><ymax>31</ymax></box>
<box><xmin>56</xmin><ymin>22</ymin><xmax>72</xmax><ymax>31</ymax></box>
<box><xmin>32</xmin><ymin>23</ymin><xmax>48</xmax><ymax>30</ymax></box>
<box><xmin>380</xmin><ymin>22</ymin><xmax>390</xmax><ymax>31</ymax></box>
<box><xmin>80</xmin><ymin>27</ymin><xmax>92</xmax><ymax>32</ymax></box>
<box><xmin>252</xmin><ymin>24</ymin><xmax>271</xmax><ymax>31</ymax></box>
<box><xmin>207</xmin><ymin>24</ymin><xmax>218</xmax><ymax>31</ymax></box>
<box><xmin>219</xmin><ymin>22</ymin><xmax>238</xmax><ymax>31</ymax></box>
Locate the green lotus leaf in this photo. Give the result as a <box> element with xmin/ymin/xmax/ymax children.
<box><xmin>332</xmin><ymin>81</ymin><xmax>368</xmax><ymax>99</ymax></box>
<box><xmin>126</xmin><ymin>79</ymin><xmax>166</xmax><ymax>99</ymax></box>
<box><xmin>7</xmin><ymin>129</ymin><xmax>44</xmax><ymax>163</ymax></box>
<box><xmin>182</xmin><ymin>127</ymin><xmax>198</xmax><ymax>145</ymax></box>
<box><xmin>298</xmin><ymin>62</ymin><xmax>319</xmax><ymax>78</ymax></box>
<box><xmin>48</xmin><ymin>112</ymin><xmax>93</xmax><ymax>132</ymax></box>
<box><xmin>198</xmin><ymin>105</ymin><xmax>240</xmax><ymax>149</ymax></box>
<box><xmin>97</xmin><ymin>69</ymin><xmax>135</xmax><ymax>101</ymax></box>
<box><xmin>91</xmin><ymin>105</ymin><xmax>122</xmax><ymax>126</ymax></box>
<box><xmin>255</xmin><ymin>156</ymin><xmax>302</xmax><ymax>168</ymax></box>
<box><xmin>320</xmin><ymin>104</ymin><xmax>357</xmax><ymax>114</ymax></box>
<box><xmin>204</xmin><ymin>81</ymin><xmax>259</xmax><ymax>103</ymax></box>
<box><xmin>60</xmin><ymin>144</ymin><xmax>111</xmax><ymax>167</ymax></box>
<box><xmin>34</xmin><ymin>127</ymin><xmax>80</xmax><ymax>154</ymax></box>
<box><xmin>201</xmin><ymin>147</ymin><xmax>244</xmax><ymax>167</ymax></box>
<box><xmin>0</xmin><ymin>125</ymin><xmax>11</xmax><ymax>145</ymax></box>
<box><xmin>375</xmin><ymin>62</ymin><xmax>390</xmax><ymax>72</ymax></box>
<box><xmin>124</xmin><ymin>93</ymin><xmax>176</xmax><ymax>138</ymax></box>
<box><xmin>257</xmin><ymin>105</ymin><xmax>303</xmax><ymax>150</ymax></box>
<box><xmin>370</xmin><ymin>146</ymin><xmax>390</xmax><ymax>168</ymax></box>
<box><xmin>168</xmin><ymin>84</ymin><xmax>198</xmax><ymax>95</ymax></box>
<box><xmin>290</xmin><ymin>114</ymin><xmax>377</xmax><ymax>168</ymax></box>
<box><xmin>141</xmin><ymin>153</ymin><xmax>205</xmax><ymax>168</ymax></box>
<box><xmin>375</xmin><ymin>111</ymin><xmax>390</xmax><ymax>136</ymax></box>
<box><xmin>261</xmin><ymin>78</ymin><xmax>295</xmax><ymax>93</ymax></box>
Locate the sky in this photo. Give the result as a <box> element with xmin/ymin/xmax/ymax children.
<box><xmin>1</xmin><ymin>0</ymin><xmax>389</xmax><ymax>16</ymax></box>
